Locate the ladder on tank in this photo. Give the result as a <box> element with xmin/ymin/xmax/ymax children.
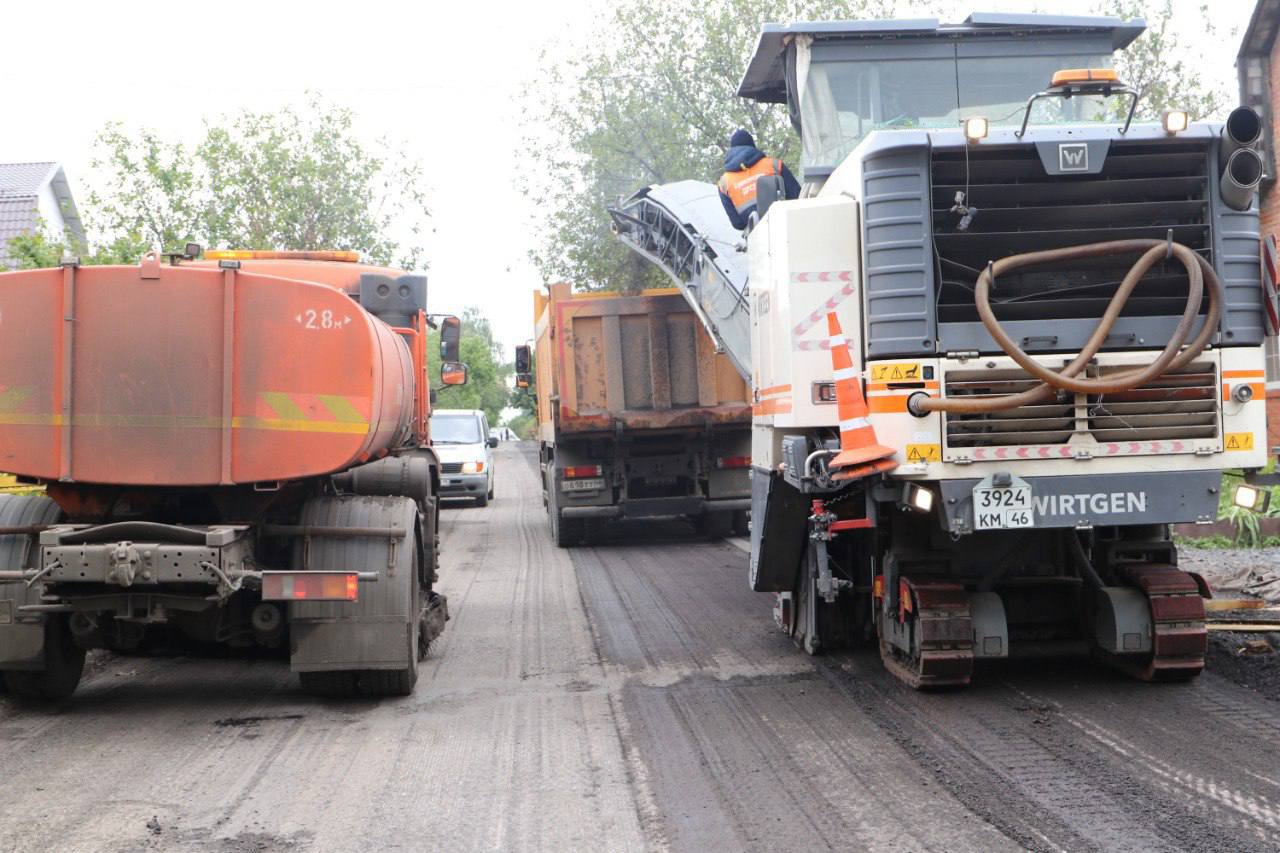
<box><xmin>608</xmin><ymin>181</ymin><xmax>752</xmax><ymax>382</ymax></box>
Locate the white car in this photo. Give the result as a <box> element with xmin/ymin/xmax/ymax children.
<box><xmin>432</xmin><ymin>409</ymin><xmax>497</xmax><ymax>506</ymax></box>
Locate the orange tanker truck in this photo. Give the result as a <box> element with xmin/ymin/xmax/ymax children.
<box><xmin>0</xmin><ymin>248</ymin><xmax>467</xmax><ymax>699</ymax></box>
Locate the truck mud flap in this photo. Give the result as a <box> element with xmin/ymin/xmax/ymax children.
<box><xmin>749</xmin><ymin>469</ymin><xmax>810</xmax><ymax>592</ymax></box>
<box><xmin>287</xmin><ymin>496</ymin><xmax>418</xmax><ymax>672</ymax></box>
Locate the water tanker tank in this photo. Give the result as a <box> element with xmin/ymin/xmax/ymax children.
<box><xmin>0</xmin><ymin>254</ymin><xmax>418</xmax><ymax>486</ymax></box>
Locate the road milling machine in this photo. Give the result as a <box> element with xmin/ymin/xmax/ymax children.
<box><xmin>610</xmin><ymin>14</ymin><xmax>1274</xmax><ymax>688</ymax></box>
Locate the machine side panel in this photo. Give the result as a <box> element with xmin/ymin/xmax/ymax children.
<box><xmin>860</xmin><ymin>141</ymin><xmax>935</xmax><ymax>358</ymax></box>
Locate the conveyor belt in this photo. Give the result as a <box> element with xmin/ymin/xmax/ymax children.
<box><xmin>609</xmin><ymin>181</ymin><xmax>752</xmax><ymax>381</ymax></box>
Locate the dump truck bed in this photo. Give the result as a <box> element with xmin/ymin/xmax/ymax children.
<box><xmin>534</xmin><ymin>284</ymin><xmax>750</xmax><ymax>439</ymax></box>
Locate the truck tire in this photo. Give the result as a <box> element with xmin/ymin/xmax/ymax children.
<box><xmin>695</xmin><ymin>511</ymin><xmax>734</xmax><ymax>539</ymax></box>
<box><xmin>733</xmin><ymin>510</ymin><xmax>750</xmax><ymax>537</ymax></box>
<box><xmin>0</xmin><ymin>495</ymin><xmax>84</xmax><ymax>702</ymax></box>
<box><xmin>290</xmin><ymin>496</ymin><xmax>422</xmax><ymax>698</ymax></box>
<box><xmin>475</xmin><ymin>491</ymin><xmax>489</xmax><ymax>508</ymax></box>
<box><xmin>546</xmin><ymin>466</ymin><xmax>584</xmax><ymax>548</ymax></box>
<box><xmin>298</xmin><ymin>670</ymin><xmax>359</xmax><ymax>697</ymax></box>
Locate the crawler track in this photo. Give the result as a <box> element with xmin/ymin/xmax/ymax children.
<box><xmin>1111</xmin><ymin>562</ymin><xmax>1209</xmax><ymax>682</ymax></box>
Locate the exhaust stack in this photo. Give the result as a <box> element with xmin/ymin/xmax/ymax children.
<box><xmin>1222</xmin><ymin>148</ymin><xmax>1264</xmax><ymax>211</ymax></box>
<box><xmin>1220</xmin><ymin>106</ymin><xmax>1264</xmax><ymax>211</ymax></box>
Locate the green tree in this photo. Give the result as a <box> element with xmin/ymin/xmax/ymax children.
<box><xmin>12</xmin><ymin>96</ymin><xmax>429</xmax><ymax>271</ymax></box>
<box><xmin>524</xmin><ymin>0</ymin><xmax>1231</xmax><ymax>291</ymax></box>
<box><xmin>520</xmin><ymin>0</ymin><xmax>900</xmax><ymax>291</ymax></box>
<box><xmin>427</xmin><ymin>308</ymin><xmax>510</xmax><ymax>427</ymax></box>
<box><xmin>7</xmin><ymin>224</ymin><xmax>149</xmax><ymax>270</ymax></box>
<box><xmin>1094</xmin><ymin>1</ymin><xmax>1229</xmax><ymax>121</ymax></box>
<box><xmin>506</xmin><ymin>412</ymin><xmax>537</xmax><ymax>441</ymax></box>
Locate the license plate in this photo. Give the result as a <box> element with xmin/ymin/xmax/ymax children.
<box><xmin>562</xmin><ymin>478</ymin><xmax>605</xmax><ymax>492</ymax></box>
<box><xmin>972</xmin><ymin>481</ymin><xmax>1034</xmax><ymax>530</ymax></box>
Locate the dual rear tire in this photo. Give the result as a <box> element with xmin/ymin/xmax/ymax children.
<box><xmin>0</xmin><ymin>495</ymin><xmax>84</xmax><ymax>702</ymax></box>
<box><xmin>293</xmin><ymin>495</ymin><xmax>427</xmax><ymax>698</ymax></box>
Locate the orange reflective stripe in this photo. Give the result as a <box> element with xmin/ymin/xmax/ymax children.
<box><xmin>721</xmin><ymin>157</ymin><xmax>783</xmax><ymax>213</ymax></box>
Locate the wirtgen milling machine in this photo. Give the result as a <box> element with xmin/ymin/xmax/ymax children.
<box><xmin>611</xmin><ymin>14</ymin><xmax>1272</xmax><ymax>688</ymax></box>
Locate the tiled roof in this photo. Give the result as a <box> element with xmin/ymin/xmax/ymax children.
<box><xmin>0</xmin><ymin>162</ymin><xmax>56</xmax><ymax>198</ymax></box>
<box><xmin>0</xmin><ymin>197</ymin><xmax>39</xmax><ymax>269</ymax></box>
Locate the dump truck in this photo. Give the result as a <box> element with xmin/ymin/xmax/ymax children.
<box><xmin>520</xmin><ymin>283</ymin><xmax>751</xmax><ymax>546</ymax></box>
<box><xmin>0</xmin><ymin>249</ymin><xmax>468</xmax><ymax>699</ymax></box>
<box><xmin>612</xmin><ymin>13</ymin><xmax>1274</xmax><ymax>688</ymax></box>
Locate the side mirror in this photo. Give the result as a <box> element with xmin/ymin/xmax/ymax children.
<box><xmin>487</xmin><ymin>436</ymin><xmax>499</xmax><ymax>448</ymax></box>
<box><xmin>514</xmin><ymin>344</ymin><xmax>531</xmax><ymax>374</ymax></box>
<box><xmin>440</xmin><ymin>315</ymin><xmax>462</xmax><ymax>363</ymax></box>
<box><xmin>440</xmin><ymin>361</ymin><xmax>468</xmax><ymax>386</ymax></box>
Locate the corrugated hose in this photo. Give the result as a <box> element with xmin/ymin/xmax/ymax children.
<box><xmin>910</xmin><ymin>239</ymin><xmax>1222</xmax><ymax>415</ymax></box>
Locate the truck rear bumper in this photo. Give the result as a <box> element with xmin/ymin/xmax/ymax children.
<box><xmin>562</xmin><ymin>497</ymin><xmax>750</xmax><ymax>519</ymax></box>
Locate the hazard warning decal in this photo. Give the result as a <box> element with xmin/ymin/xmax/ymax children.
<box><xmin>1225</xmin><ymin>432</ymin><xmax>1256</xmax><ymax>451</ymax></box>
<box><xmin>871</xmin><ymin>363</ymin><xmax>922</xmax><ymax>382</ymax></box>
<box><xmin>905</xmin><ymin>443</ymin><xmax>941</xmax><ymax>463</ymax></box>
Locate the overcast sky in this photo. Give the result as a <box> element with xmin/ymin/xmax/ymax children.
<box><xmin>0</xmin><ymin>0</ymin><xmax>1250</xmax><ymax>361</ymax></box>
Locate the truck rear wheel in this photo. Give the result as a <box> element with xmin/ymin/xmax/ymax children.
<box><xmin>0</xmin><ymin>495</ymin><xmax>84</xmax><ymax>702</ymax></box>
<box><xmin>290</xmin><ymin>495</ymin><xmax>423</xmax><ymax>698</ymax></box>
<box><xmin>695</xmin><ymin>511</ymin><xmax>733</xmax><ymax>539</ymax></box>
<box><xmin>3</xmin><ymin>616</ymin><xmax>85</xmax><ymax>702</ymax></box>
<box><xmin>546</xmin><ymin>465</ymin><xmax>584</xmax><ymax>547</ymax></box>
<box><xmin>298</xmin><ymin>670</ymin><xmax>359</xmax><ymax>697</ymax></box>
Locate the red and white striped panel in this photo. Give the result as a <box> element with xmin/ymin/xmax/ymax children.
<box><xmin>964</xmin><ymin>441</ymin><xmax>1206</xmax><ymax>462</ymax></box>
<box><xmin>1263</xmin><ymin>234</ymin><xmax>1279</xmax><ymax>336</ymax></box>
<box><xmin>790</xmin><ymin>270</ymin><xmax>856</xmax><ymax>351</ymax></box>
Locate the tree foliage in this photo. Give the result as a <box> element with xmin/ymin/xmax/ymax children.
<box><xmin>1094</xmin><ymin>0</ymin><xmax>1229</xmax><ymax>121</ymax></box>
<box><xmin>427</xmin><ymin>308</ymin><xmax>510</xmax><ymax>427</ymax></box>
<box><xmin>524</xmin><ymin>0</ymin><xmax>1233</xmax><ymax>291</ymax></box>
<box><xmin>521</xmin><ymin>0</ymin><xmax>898</xmax><ymax>291</ymax></box>
<box><xmin>10</xmin><ymin>96</ymin><xmax>428</xmax><ymax>270</ymax></box>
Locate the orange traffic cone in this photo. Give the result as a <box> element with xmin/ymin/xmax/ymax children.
<box><xmin>825</xmin><ymin>312</ymin><xmax>897</xmax><ymax>481</ymax></box>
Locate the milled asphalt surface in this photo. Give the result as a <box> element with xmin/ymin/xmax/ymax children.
<box><xmin>2</xmin><ymin>442</ymin><xmax>1280</xmax><ymax>851</ymax></box>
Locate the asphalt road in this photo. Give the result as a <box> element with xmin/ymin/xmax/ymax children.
<box><xmin>2</xmin><ymin>442</ymin><xmax>1280</xmax><ymax>852</ymax></box>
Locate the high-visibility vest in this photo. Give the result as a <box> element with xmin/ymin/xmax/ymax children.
<box><xmin>718</xmin><ymin>157</ymin><xmax>782</xmax><ymax>216</ymax></box>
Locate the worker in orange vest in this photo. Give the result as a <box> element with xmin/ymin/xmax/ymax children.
<box><xmin>717</xmin><ymin>129</ymin><xmax>800</xmax><ymax>230</ymax></box>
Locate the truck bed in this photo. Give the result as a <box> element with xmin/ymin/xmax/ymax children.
<box><xmin>534</xmin><ymin>284</ymin><xmax>749</xmax><ymax>439</ymax></box>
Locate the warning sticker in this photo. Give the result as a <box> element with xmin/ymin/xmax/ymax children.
<box><xmin>905</xmin><ymin>444</ymin><xmax>941</xmax><ymax>463</ymax></box>
<box><xmin>870</xmin><ymin>363</ymin><xmax>922</xmax><ymax>381</ymax></box>
<box><xmin>1225</xmin><ymin>432</ymin><xmax>1256</xmax><ymax>451</ymax></box>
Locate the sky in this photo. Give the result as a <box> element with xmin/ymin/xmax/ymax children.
<box><xmin>0</xmin><ymin>0</ymin><xmax>1253</xmax><ymax>360</ymax></box>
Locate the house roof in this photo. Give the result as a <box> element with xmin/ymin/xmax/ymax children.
<box><xmin>1240</xmin><ymin>0</ymin><xmax>1280</xmax><ymax>57</ymax></box>
<box><xmin>738</xmin><ymin>13</ymin><xmax>1146</xmax><ymax>103</ymax></box>
<box><xmin>0</xmin><ymin>161</ymin><xmax>85</xmax><ymax>269</ymax></box>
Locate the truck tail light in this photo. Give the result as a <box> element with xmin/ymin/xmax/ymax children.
<box><xmin>262</xmin><ymin>571</ymin><xmax>359</xmax><ymax>601</ymax></box>
<box><xmin>563</xmin><ymin>465</ymin><xmax>603</xmax><ymax>478</ymax></box>
<box><xmin>716</xmin><ymin>456</ymin><xmax>751</xmax><ymax>469</ymax></box>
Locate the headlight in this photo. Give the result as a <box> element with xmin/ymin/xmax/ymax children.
<box><xmin>1233</xmin><ymin>483</ymin><xmax>1269</xmax><ymax>512</ymax></box>
<box><xmin>963</xmin><ymin>116</ymin><xmax>989</xmax><ymax>142</ymax></box>
<box><xmin>1162</xmin><ymin>109</ymin><xmax>1189</xmax><ymax>135</ymax></box>
<box><xmin>902</xmin><ymin>482</ymin><xmax>934</xmax><ymax>513</ymax></box>
<box><xmin>462</xmin><ymin>461</ymin><xmax>485</xmax><ymax>474</ymax></box>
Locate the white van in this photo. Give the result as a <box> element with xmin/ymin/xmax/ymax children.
<box><xmin>431</xmin><ymin>409</ymin><xmax>497</xmax><ymax>506</ymax></box>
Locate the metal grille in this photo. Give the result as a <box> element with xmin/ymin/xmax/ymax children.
<box><xmin>944</xmin><ymin>361</ymin><xmax>1218</xmax><ymax>449</ymax></box>
<box><xmin>931</xmin><ymin>140</ymin><xmax>1210</xmax><ymax>333</ymax></box>
<box><xmin>441</xmin><ymin>462</ymin><xmax>463</xmax><ymax>474</ymax></box>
